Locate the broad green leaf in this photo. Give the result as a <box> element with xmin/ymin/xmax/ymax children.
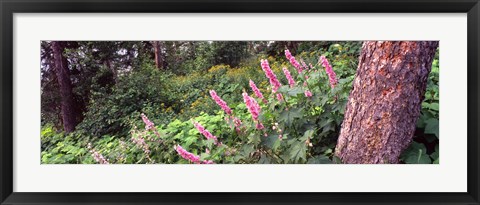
<box><xmin>205</xmin><ymin>139</ymin><xmax>216</xmax><ymax>150</ymax></box>
<box><xmin>258</xmin><ymin>154</ymin><xmax>272</xmax><ymax>164</ymax></box>
<box><xmin>424</xmin><ymin>118</ymin><xmax>439</xmax><ymax>138</ymax></box>
<box><xmin>430</xmin><ymin>144</ymin><xmax>439</xmax><ymax>164</ymax></box>
<box><xmin>241</xmin><ymin>144</ymin><xmax>255</xmax><ymax>157</ymax></box>
<box><xmin>422</xmin><ymin>102</ymin><xmax>439</xmax><ymax>111</ymax></box>
<box><xmin>332</xmin><ymin>156</ymin><xmax>343</xmax><ymax>164</ymax></box>
<box><xmin>286</xmin><ymin>87</ymin><xmax>304</xmax><ymax>96</ymax></box>
<box><xmin>247</xmin><ymin>133</ymin><xmax>261</xmax><ymax>145</ymax></box>
<box><xmin>307</xmin><ymin>155</ymin><xmax>332</xmax><ymax>164</ymax></box>
<box><xmin>183</xmin><ymin>135</ymin><xmax>197</xmax><ymax>147</ymax></box>
<box><xmin>300</xmin><ymin>129</ymin><xmax>315</xmax><ymax>142</ymax></box>
<box><xmin>279</xmin><ymin>108</ymin><xmax>303</xmax><ymax>126</ymax></box>
<box><xmin>277</xmin><ymin>85</ymin><xmax>290</xmax><ymax>93</ymax></box>
<box><xmin>200</xmin><ymin>153</ymin><xmax>210</xmax><ymax>161</ymax></box>
<box><xmin>263</xmin><ymin>135</ymin><xmax>282</xmax><ymax>151</ymax></box>
<box><xmin>401</xmin><ymin>142</ymin><xmax>432</xmax><ymax>164</ymax></box>
<box><xmin>288</xmin><ymin>141</ymin><xmax>307</xmax><ymax>163</ymax></box>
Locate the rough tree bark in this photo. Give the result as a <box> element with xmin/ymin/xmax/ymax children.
<box><xmin>52</xmin><ymin>41</ymin><xmax>77</xmax><ymax>133</ymax></box>
<box><xmin>152</xmin><ymin>41</ymin><xmax>164</xmax><ymax>69</ymax></box>
<box><xmin>334</xmin><ymin>41</ymin><xmax>439</xmax><ymax>164</ymax></box>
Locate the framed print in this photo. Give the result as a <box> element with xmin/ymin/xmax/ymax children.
<box><xmin>1</xmin><ymin>0</ymin><xmax>479</xmax><ymax>204</ymax></box>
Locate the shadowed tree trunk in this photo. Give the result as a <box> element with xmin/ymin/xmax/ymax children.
<box><xmin>153</xmin><ymin>41</ymin><xmax>164</xmax><ymax>69</ymax></box>
<box><xmin>52</xmin><ymin>41</ymin><xmax>77</xmax><ymax>133</ymax></box>
<box><xmin>334</xmin><ymin>41</ymin><xmax>439</xmax><ymax>164</ymax></box>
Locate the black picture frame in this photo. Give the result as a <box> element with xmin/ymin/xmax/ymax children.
<box><xmin>1</xmin><ymin>0</ymin><xmax>479</xmax><ymax>204</ymax></box>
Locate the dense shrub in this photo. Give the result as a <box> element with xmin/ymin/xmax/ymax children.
<box><xmin>77</xmin><ymin>64</ymin><xmax>174</xmax><ymax>137</ymax></box>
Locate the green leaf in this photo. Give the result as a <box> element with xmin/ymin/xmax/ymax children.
<box><xmin>263</xmin><ymin>135</ymin><xmax>282</xmax><ymax>151</ymax></box>
<box><xmin>241</xmin><ymin>144</ymin><xmax>255</xmax><ymax>157</ymax></box>
<box><xmin>288</xmin><ymin>141</ymin><xmax>307</xmax><ymax>163</ymax></box>
<box><xmin>183</xmin><ymin>135</ymin><xmax>198</xmax><ymax>147</ymax></box>
<box><xmin>279</xmin><ymin>108</ymin><xmax>303</xmax><ymax>126</ymax></box>
<box><xmin>401</xmin><ymin>142</ymin><xmax>432</xmax><ymax>164</ymax></box>
<box><xmin>422</xmin><ymin>102</ymin><xmax>439</xmax><ymax>111</ymax></box>
<box><xmin>258</xmin><ymin>154</ymin><xmax>272</xmax><ymax>164</ymax></box>
<box><xmin>332</xmin><ymin>156</ymin><xmax>343</xmax><ymax>164</ymax></box>
<box><xmin>307</xmin><ymin>155</ymin><xmax>332</xmax><ymax>164</ymax></box>
<box><xmin>430</xmin><ymin>144</ymin><xmax>439</xmax><ymax>164</ymax></box>
<box><xmin>286</xmin><ymin>87</ymin><xmax>304</xmax><ymax>96</ymax></box>
<box><xmin>300</xmin><ymin>129</ymin><xmax>315</xmax><ymax>142</ymax></box>
<box><xmin>200</xmin><ymin>153</ymin><xmax>210</xmax><ymax>161</ymax></box>
<box><xmin>247</xmin><ymin>133</ymin><xmax>261</xmax><ymax>145</ymax></box>
<box><xmin>424</xmin><ymin>118</ymin><xmax>439</xmax><ymax>138</ymax></box>
<box><xmin>205</xmin><ymin>139</ymin><xmax>216</xmax><ymax>150</ymax></box>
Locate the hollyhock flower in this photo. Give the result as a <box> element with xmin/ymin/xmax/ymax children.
<box><xmin>193</xmin><ymin>121</ymin><xmax>219</xmax><ymax>145</ymax></box>
<box><xmin>243</xmin><ymin>92</ymin><xmax>261</xmax><ymax>121</ymax></box>
<box><xmin>319</xmin><ymin>56</ymin><xmax>338</xmax><ymax>88</ymax></box>
<box><xmin>285</xmin><ymin>49</ymin><xmax>303</xmax><ymax>74</ymax></box>
<box><xmin>282</xmin><ymin>67</ymin><xmax>295</xmax><ymax>88</ymax></box>
<box><xmin>304</xmin><ymin>90</ymin><xmax>313</xmax><ymax>98</ymax></box>
<box><xmin>276</xmin><ymin>93</ymin><xmax>284</xmax><ymax>101</ymax></box>
<box><xmin>300</xmin><ymin>59</ymin><xmax>308</xmax><ymax>71</ymax></box>
<box><xmin>233</xmin><ymin>117</ymin><xmax>242</xmax><ymax>129</ymax></box>
<box><xmin>260</xmin><ymin>59</ymin><xmax>281</xmax><ymax>93</ymax></box>
<box><xmin>131</xmin><ymin>134</ymin><xmax>151</xmax><ymax>155</ymax></box>
<box><xmin>243</xmin><ymin>92</ymin><xmax>265</xmax><ymax>130</ymax></box>
<box><xmin>209</xmin><ymin>90</ymin><xmax>232</xmax><ymax>115</ymax></box>
<box><xmin>174</xmin><ymin>145</ymin><xmax>201</xmax><ymax>164</ymax></box>
<box><xmin>202</xmin><ymin>160</ymin><xmax>215</xmax><ymax>164</ymax></box>
<box><xmin>309</xmin><ymin>63</ymin><xmax>314</xmax><ymax>70</ymax></box>
<box><xmin>175</xmin><ymin>145</ymin><xmax>214</xmax><ymax>164</ymax></box>
<box><xmin>249</xmin><ymin>80</ymin><xmax>265</xmax><ymax>102</ymax></box>
<box><xmin>256</xmin><ymin>122</ymin><xmax>265</xmax><ymax>130</ymax></box>
<box><xmin>140</xmin><ymin>113</ymin><xmax>161</xmax><ymax>138</ymax></box>
<box><xmin>141</xmin><ymin>113</ymin><xmax>155</xmax><ymax>130</ymax></box>
<box><xmin>87</xmin><ymin>143</ymin><xmax>109</xmax><ymax>164</ymax></box>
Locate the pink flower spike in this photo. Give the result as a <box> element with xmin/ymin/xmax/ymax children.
<box><xmin>256</xmin><ymin>122</ymin><xmax>265</xmax><ymax>130</ymax></box>
<box><xmin>260</xmin><ymin>59</ymin><xmax>282</xmax><ymax>93</ymax></box>
<box><xmin>319</xmin><ymin>56</ymin><xmax>338</xmax><ymax>88</ymax></box>
<box><xmin>305</xmin><ymin>90</ymin><xmax>313</xmax><ymax>98</ymax></box>
<box><xmin>301</xmin><ymin>59</ymin><xmax>309</xmax><ymax>71</ymax></box>
<box><xmin>276</xmin><ymin>93</ymin><xmax>284</xmax><ymax>102</ymax></box>
<box><xmin>209</xmin><ymin>90</ymin><xmax>232</xmax><ymax>115</ymax></box>
<box><xmin>243</xmin><ymin>92</ymin><xmax>264</xmax><ymax>130</ymax></box>
<box><xmin>282</xmin><ymin>67</ymin><xmax>295</xmax><ymax>88</ymax></box>
<box><xmin>233</xmin><ymin>117</ymin><xmax>242</xmax><ymax>128</ymax></box>
<box><xmin>193</xmin><ymin>121</ymin><xmax>219</xmax><ymax>145</ymax></box>
<box><xmin>285</xmin><ymin>49</ymin><xmax>303</xmax><ymax>74</ymax></box>
<box><xmin>202</xmin><ymin>160</ymin><xmax>215</xmax><ymax>164</ymax></box>
<box><xmin>87</xmin><ymin>143</ymin><xmax>109</xmax><ymax>164</ymax></box>
<box><xmin>249</xmin><ymin>80</ymin><xmax>265</xmax><ymax>101</ymax></box>
<box><xmin>174</xmin><ymin>145</ymin><xmax>201</xmax><ymax>164</ymax></box>
<box><xmin>141</xmin><ymin>113</ymin><xmax>155</xmax><ymax>130</ymax></box>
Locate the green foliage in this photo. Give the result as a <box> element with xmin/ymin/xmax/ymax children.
<box><xmin>41</xmin><ymin>124</ymin><xmax>90</xmax><ymax>164</ymax></box>
<box><xmin>77</xmin><ymin>64</ymin><xmax>174</xmax><ymax>137</ymax></box>
<box><xmin>41</xmin><ymin>42</ymin><xmax>439</xmax><ymax>164</ymax></box>
<box><xmin>400</xmin><ymin>142</ymin><xmax>432</xmax><ymax>164</ymax></box>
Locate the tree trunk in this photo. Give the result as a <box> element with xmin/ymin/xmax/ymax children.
<box><xmin>153</xmin><ymin>41</ymin><xmax>164</xmax><ymax>69</ymax></box>
<box><xmin>334</xmin><ymin>41</ymin><xmax>438</xmax><ymax>164</ymax></box>
<box><xmin>52</xmin><ymin>41</ymin><xmax>77</xmax><ymax>133</ymax></box>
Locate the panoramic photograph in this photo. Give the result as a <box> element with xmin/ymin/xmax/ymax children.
<box><xmin>40</xmin><ymin>41</ymin><xmax>439</xmax><ymax>164</ymax></box>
